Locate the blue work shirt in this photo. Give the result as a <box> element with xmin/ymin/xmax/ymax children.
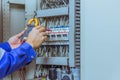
<box><xmin>0</xmin><ymin>42</ymin><xmax>36</xmax><ymax>79</ymax></box>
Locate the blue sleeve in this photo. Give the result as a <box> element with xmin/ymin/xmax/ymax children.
<box><xmin>0</xmin><ymin>42</ymin><xmax>11</xmax><ymax>52</ymax></box>
<box><xmin>0</xmin><ymin>42</ymin><xmax>36</xmax><ymax>79</ymax></box>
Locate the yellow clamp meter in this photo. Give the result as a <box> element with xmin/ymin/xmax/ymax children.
<box><xmin>22</xmin><ymin>18</ymin><xmax>40</xmax><ymax>40</ymax></box>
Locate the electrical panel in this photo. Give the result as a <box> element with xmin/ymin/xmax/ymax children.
<box><xmin>2</xmin><ymin>0</ymin><xmax>80</xmax><ymax>80</ymax></box>
<box><xmin>33</xmin><ymin>0</ymin><xmax>80</xmax><ymax>80</ymax></box>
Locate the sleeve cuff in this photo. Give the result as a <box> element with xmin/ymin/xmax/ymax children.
<box><xmin>20</xmin><ymin>42</ymin><xmax>36</xmax><ymax>64</ymax></box>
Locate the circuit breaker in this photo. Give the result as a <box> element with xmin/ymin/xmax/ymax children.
<box><xmin>2</xmin><ymin>0</ymin><xmax>80</xmax><ymax>80</ymax></box>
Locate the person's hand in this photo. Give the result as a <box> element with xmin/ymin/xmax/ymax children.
<box><xmin>8</xmin><ymin>31</ymin><xmax>25</xmax><ymax>49</ymax></box>
<box><xmin>26</xmin><ymin>26</ymin><xmax>47</xmax><ymax>49</ymax></box>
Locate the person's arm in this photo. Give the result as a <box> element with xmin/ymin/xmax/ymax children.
<box><xmin>0</xmin><ymin>42</ymin><xmax>36</xmax><ymax>79</ymax></box>
<box><xmin>0</xmin><ymin>42</ymin><xmax>11</xmax><ymax>52</ymax></box>
<box><xmin>0</xmin><ymin>26</ymin><xmax>47</xmax><ymax>79</ymax></box>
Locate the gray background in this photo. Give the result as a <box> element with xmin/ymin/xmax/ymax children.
<box><xmin>81</xmin><ymin>0</ymin><xmax>120</xmax><ymax>80</ymax></box>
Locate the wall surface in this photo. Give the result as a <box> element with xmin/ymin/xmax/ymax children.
<box><xmin>81</xmin><ymin>0</ymin><xmax>120</xmax><ymax>80</ymax></box>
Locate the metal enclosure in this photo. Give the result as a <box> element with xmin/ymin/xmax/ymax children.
<box><xmin>2</xmin><ymin>0</ymin><xmax>25</xmax><ymax>80</ymax></box>
<box><xmin>0</xmin><ymin>0</ymin><xmax>3</xmax><ymax>42</ymax></box>
<box><xmin>2</xmin><ymin>0</ymin><xmax>80</xmax><ymax>80</ymax></box>
<box><xmin>2</xmin><ymin>0</ymin><xmax>25</xmax><ymax>41</ymax></box>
